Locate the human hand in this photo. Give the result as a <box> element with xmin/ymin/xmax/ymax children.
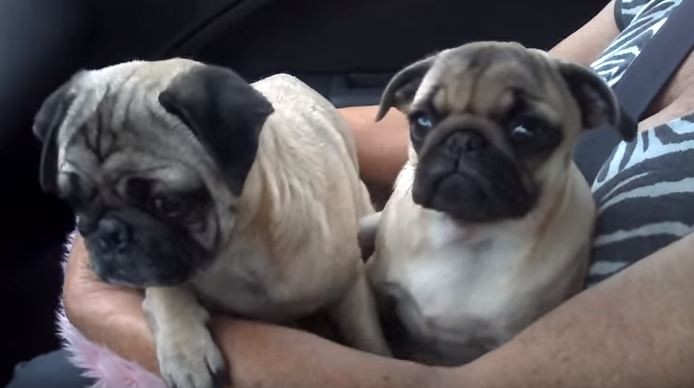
<box><xmin>63</xmin><ymin>235</ymin><xmax>161</xmax><ymax>373</ymax></box>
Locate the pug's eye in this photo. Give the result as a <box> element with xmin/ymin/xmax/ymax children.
<box><xmin>510</xmin><ymin>116</ymin><xmax>544</xmax><ymax>143</ymax></box>
<box><xmin>511</xmin><ymin>125</ymin><xmax>535</xmax><ymax>140</ymax></box>
<box><xmin>151</xmin><ymin>194</ymin><xmax>191</xmax><ymax>220</ymax></box>
<box><xmin>416</xmin><ymin>115</ymin><xmax>433</xmax><ymax>128</ymax></box>
<box><xmin>127</xmin><ymin>178</ymin><xmax>152</xmax><ymax>203</ymax></box>
<box><xmin>409</xmin><ymin>112</ymin><xmax>435</xmax><ymax>142</ymax></box>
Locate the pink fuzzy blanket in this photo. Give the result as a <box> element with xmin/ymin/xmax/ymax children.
<box><xmin>57</xmin><ymin>232</ymin><xmax>167</xmax><ymax>388</ymax></box>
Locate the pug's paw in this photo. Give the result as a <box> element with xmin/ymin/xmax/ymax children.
<box><xmin>156</xmin><ymin>328</ymin><xmax>229</xmax><ymax>388</ymax></box>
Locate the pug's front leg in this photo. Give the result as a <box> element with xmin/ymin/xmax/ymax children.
<box><xmin>329</xmin><ymin>271</ymin><xmax>392</xmax><ymax>357</ymax></box>
<box><xmin>143</xmin><ymin>287</ymin><xmax>229</xmax><ymax>388</ymax></box>
<box><xmin>358</xmin><ymin>212</ymin><xmax>382</xmax><ymax>261</ymax></box>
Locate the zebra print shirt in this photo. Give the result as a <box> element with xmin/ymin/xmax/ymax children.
<box><xmin>586</xmin><ymin>0</ymin><xmax>692</xmax><ymax>286</ymax></box>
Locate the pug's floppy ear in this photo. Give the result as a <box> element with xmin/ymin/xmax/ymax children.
<box><xmin>557</xmin><ymin>61</ymin><xmax>637</xmax><ymax>141</ymax></box>
<box><xmin>159</xmin><ymin>65</ymin><xmax>274</xmax><ymax>195</ymax></box>
<box><xmin>376</xmin><ymin>55</ymin><xmax>437</xmax><ymax>121</ymax></box>
<box><xmin>33</xmin><ymin>79</ymin><xmax>79</xmax><ymax>193</ymax></box>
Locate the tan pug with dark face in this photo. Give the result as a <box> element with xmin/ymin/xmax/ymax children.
<box><xmin>34</xmin><ymin>59</ymin><xmax>389</xmax><ymax>388</ymax></box>
<box><xmin>360</xmin><ymin>41</ymin><xmax>636</xmax><ymax>366</ymax></box>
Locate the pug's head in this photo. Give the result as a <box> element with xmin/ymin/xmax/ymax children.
<box><xmin>377</xmin><ymin>41</ymin><xmax>636</xmax><ymax>222</ymax></box>
<box><xmin>33</xmin><ymin>59</ymin><xmax>274</xmax><ymax>287</ymax></box>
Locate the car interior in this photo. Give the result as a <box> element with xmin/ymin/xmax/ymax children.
<box><xmin>0</xmin><ymin>0</ymin><xmax>608</xmax><ymax>384</ymax></box>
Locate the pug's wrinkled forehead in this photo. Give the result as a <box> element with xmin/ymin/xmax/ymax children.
<box><xmin>34</xmin><ymin>58</ymin><xmax>274</xmax><ymax>197</ymax></box>
<box><xmin>377</xmin><ymin>41</ymin><xmax>636</xmax><ymax>144</ymax></box>
<box><xmin>412</xmin><ymin>43</ymin><xmax>566</xmax><ymax>125</ymax></box>
<box><xmin>39</xmin><ymin>59</ymin><xmax>204</xmax><ymax>193</ymax></box>
<box><xmin>56</xmin><ymin>59</ymin><xmax>196</xmax><ymax>144</ymax></box>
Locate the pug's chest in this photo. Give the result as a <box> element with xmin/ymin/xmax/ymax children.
<box><xmin>372</xmin><ymin>222</ymin><xmax>537</xmax><ymax>363</ymax></box>
<box><xmin>191</xmin><ymin>243</ymin><xmax>324</xmax><ymax>322</ymax></box>
<box><xmin>378</xmin><ymin>243</ymin><xmax>527</xmax><ymax>324</ymax></box>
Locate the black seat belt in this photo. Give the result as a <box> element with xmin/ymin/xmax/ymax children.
<box><xmin>574</xmin><ymin>0</ymin><xmax>694</xmax><ymax>183</ymax></box>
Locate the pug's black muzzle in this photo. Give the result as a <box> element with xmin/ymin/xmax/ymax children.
<box><xmin>80</xmin><ymin>212</ymin><xmax>210</xmax><ymax>288</ymax></box>
<box><xmin>412</xmin><ymin>125</ymin><xmax>536</xmax><ymax>222</ymax></box>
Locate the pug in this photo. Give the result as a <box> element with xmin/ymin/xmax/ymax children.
<box><xmin>34</xmin><ymin>59</ymin><xmax>390</xmax><ymax>388</ymax></box>
<box><xmin>360</xmin><ymin>41</ymin><xmax>636</xmax><ymax>366</ymax></box>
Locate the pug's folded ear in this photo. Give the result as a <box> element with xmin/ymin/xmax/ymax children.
<box><xmin>557</xmin><ymin>61</ymin><xmax>637</xmax><ymax>141</ymax></box>
<box><xmin>159</xmin><ymin>65</ymin><xmax>274</xmax><ymax>195</ymax></box>
<box><xmin>33</xmin><ymin>78</ymin><xmax>79</xmax><ymax>193</ymax></box>
<box><xmin>376</xmin><ymin>55</ymin><xmax>437</xmax><ymax>122</ymax></box>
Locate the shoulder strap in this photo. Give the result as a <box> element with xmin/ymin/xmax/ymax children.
<box><xmin>613</xmin><ymin>0</ymin><xmax>694</xmax><ymax>120</ymax></box>
<box><xmin>574</xmin><ymin>0</ymin><xmax>694</xmax><ymax>182</ymax></box>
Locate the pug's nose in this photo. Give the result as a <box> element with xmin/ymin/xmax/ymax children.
<box><xmin>97</xmin><ymin>218</ymin><xmax>131</xmax><ymax>252</ymax></box>
<box><xmin>445</xmin><ymin>130</ymin><xmax>487</xmax><ymax>156</ymax></box>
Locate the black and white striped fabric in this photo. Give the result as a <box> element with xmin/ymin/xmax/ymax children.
<box><xmin>586</xmin><ymin>0</ymin><xmax>692</xmax><ymax>286</ymax></box>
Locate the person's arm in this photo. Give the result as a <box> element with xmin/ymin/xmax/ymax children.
<box><xmin>63</xmin><ymin>236</ymin><xmax>442</xmax><ymax>388</ymax></box>
<box><xmin>340</xmin><ymin>105</ymin><xmax>409</xmax><ymax>190</ymax></box>
<box><xmin>548</xmin><ymin>0</ymin><xmax>619</xmax><ymax>64</ymax></box>
<box><xmin>341</xmin><ymin>1</ymin><xmax>619</xmax><ymax>190</ymax></box>
<box><xmin>441</xmin><ymin>231</ymin><xmax>694</xmax><ymax>388</ymax></box>
<box><xmin>64</xmin><ymin>230</ymin><xmax>694</xmax><ymax>388</ymax></box>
